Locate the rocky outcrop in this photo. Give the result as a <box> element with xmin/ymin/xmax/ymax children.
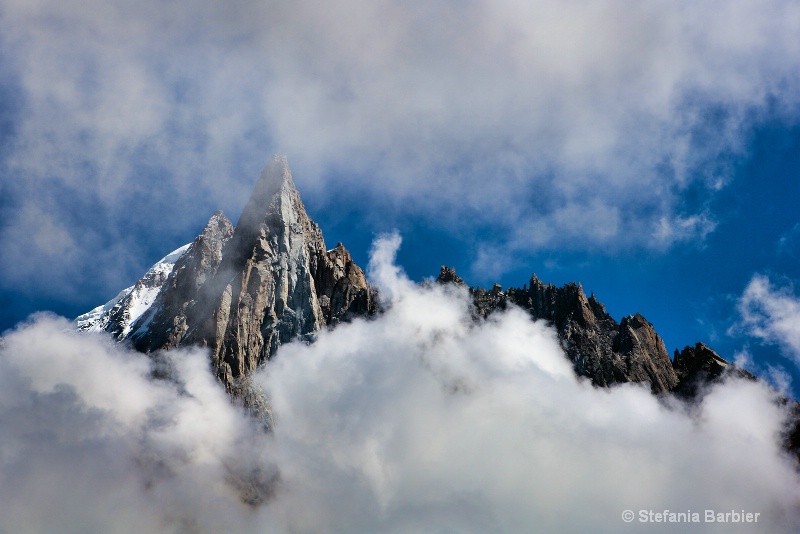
<box><xmin>437</xmin><ymin>266</ymin><xmax>466</xmax><ymax>287</ymax></box>
<box><xmin>615</xmin><ymin>313</ymin><xmax>679</xmax><ymax>393</ymax></box>
<box><xmin>671</xmin><ymin>345</ymin><xmax>796</xmax><ymax>462</ymax></box>
<box><xmin>316</xmin><ymin>243</ymin><xmax>375</xmax><ymax>326</ymax></box>
<box><xmin>129</xmin><ymin>211</ymin><xmax>235</xmax><ymax>352</ymax></box>
<box><xmin>436</xmin><ymin>267</ymin><xmax>775</xmax><ymax>396</ymax></box>
<box><xmin>438</xmin><ymin>268</ymin><xmax>681</xmax><ymax>393</ymax></box>
<box><xmin>673</xmin><ymin>342</ymin><xmax>731</xmax><ymax>382</ymax></box>
<box><xmin>672</xmin><ymin>342</ymin><xmax>755</xmax><ymax>398</ymax></box>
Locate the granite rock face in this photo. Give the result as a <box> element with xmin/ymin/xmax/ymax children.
<box><xmin>203</xmin><ymin>157</ymin><xmax>332</xmax><ymax>385</ymax></box>
<box><xmin>80</xmin><ymin>156</ymin><xmax>376</xmax><ymax>396</ymax></box>
<box><xmin>196</xmin><ymin>156</ymin><xmax>377</xmax><ymax>387</ymax></box>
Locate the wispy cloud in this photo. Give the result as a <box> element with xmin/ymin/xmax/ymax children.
<box><xmin>1</xmin><ymin>237</ymin><xmax>798</xmax><ymax>533</ymax></box>
<box><xmin>2</xmin><ymin>0</ymin><xmax>800</xmax><ymax>300</ymax></box>
<box><xmin>736</xmin><ymin>274</ymin><xmax>800</xmax><ymax>366</ymax></box>
<box><xmin>777</xmin><ymin>223</ymin><xmax>800</xmax><ymax>259</ymax></box>
<box><xmin>653</xmin><ymin>212</ymin><xmax>717</xmax><ymax>247</ymax></box>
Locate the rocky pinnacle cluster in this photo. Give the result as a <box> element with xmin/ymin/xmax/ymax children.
<box><xmin>79</xmin><ymin>157</ymin><xmax>790</xmax><ymax>444</ymax></box>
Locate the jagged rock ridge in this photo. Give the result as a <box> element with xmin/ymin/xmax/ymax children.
<box><xmin>77</xmin><ymin>164</ymin><xmax>799</xmax><ymax>472</ymax></box>
<box><xmin>437</xmin><ymin>266</ymin><xmax>749</xmax><ymax>395</ymax></box>
<box><xmin>78</xmin><ymin>159</ymin><xmax>751</xmax><ymax>402</ymax></box>
<box><xmin>448</xmin><ymin>267</ymin><xmax>799</xmax><ymax>454</ymax></box>
<box><xmin>129</xmin><ymin>210</ymin><xmax>236</xmax><ymax>351</ymax></box>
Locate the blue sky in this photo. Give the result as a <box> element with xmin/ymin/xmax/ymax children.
<box><xmin>2</xmin><ymin>0</ymin><xmax>800</xmax><ymax>394</ymax></box>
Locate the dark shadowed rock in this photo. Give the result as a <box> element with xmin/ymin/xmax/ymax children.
<box><xmin>315</xmin><ymin>242</ymin><xmax>377</xmax><ymax>326</ymax></box>
<box><xmin>439</xmin><ymin>268</ymin><xmax>679</xmax><ymax>393</ymax></box>
<box><xmin>672</xmin><ymin>342</ymin><xmax>755</xmax><ymax>398</ymax></box>
<box><xmin>435</xmin><ymin>268</ymin><xmax>778</xmax><ymax>398</ymax></box>
<box><xmin>436</xmin><ymin>266</ymin><xmax>466</xmax><ymax>287</ymax></box>
<box><xmin>510</xmin><ymin>274</ymin><xmax>677</xmax><ymax>393</ymax></box>
<box><xmin>783</xmin><ymin>403</ymin><xmax>800</xmax><ymax>465</ymax></box>
<box><xmin>129</xmin><ymin>211</ymin><xmax>235</xmax><ymax>352</ymax></box>
<box><xmin>473</xmin><ymin>283</ymin><xmax>508</xmax><ymax>318</ymax></box>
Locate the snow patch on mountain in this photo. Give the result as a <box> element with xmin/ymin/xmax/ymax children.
<box><xmin>76</xmin><ymin>244</ymin><xmax>191</xmax><ymax>338</ymax></box>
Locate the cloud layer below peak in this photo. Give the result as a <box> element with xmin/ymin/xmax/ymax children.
<box><xmin>1</xmin><ymin>236</ymin><xmax>799</xmax><ymax>533</ymax></box>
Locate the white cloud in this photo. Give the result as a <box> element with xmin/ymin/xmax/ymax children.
<box><xmin>1</xmin><ymin>237</ymin><xmax>799</xmax><ymax>533</ymax></box>
<box><xmin>653</xmin><ymin>212</ymin><xmax>718</xmax><ymax>247</ymax></box>
<box><xmin>0</xmin><ymin>314</ymin><xmax>278</xmax><ymax>534</ymax></box>
<box><xmin>257</xmin><ymin>236</ymin><xmax>800</xmax><ymax>533</ymax></box>
<box><xmin>736</xmin><ymin>274</ymin><xmax>800</xmax><ymax>365</ymax></box>
<box><xmin>2</xmin><ymin>0</ymin><xmax>800</xmax><ymax>299</ymax></box>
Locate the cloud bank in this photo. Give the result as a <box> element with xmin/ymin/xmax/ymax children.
<box><xmin>2</xmin><ymin>0</ymin><xmax>800</xmax><ymax>297</ymax></box>
<box><xmin>1</xmin><ymin>236</ymin><xmax>799</xmax><ymax>533</ymax></box>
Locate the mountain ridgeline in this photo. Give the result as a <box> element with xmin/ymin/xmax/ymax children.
<box><xmin>78</xmin><ymin>156</ymin><xmax>756</xmax><ymax>404</ymax></box>
<box><xmin>437</xmin><ymin>267</ymin><xmax>753</xmax><ymax>396</ymax></box>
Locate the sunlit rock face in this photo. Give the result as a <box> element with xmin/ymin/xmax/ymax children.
<box><xmin>193</xmin><ymin>155</ymin><xmax>375</xmax><ymax>387</ymax></box>
<box><xmin>80</xmin><ymin>156</ymin><xmax>376</xmax><ymax>396</ymax></box>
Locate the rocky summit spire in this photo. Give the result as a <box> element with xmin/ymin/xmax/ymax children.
<box><xmin>205</xmin><ymin>156</ymin><xmax>332</xmax><ymax>386</ymax></box>
<box><xmin>235</xmin><ymin>155</ymin><xmax>298</xmax><ymax>235</ymax></box>
<box><xmin>80</xmin><ymin>156</ymin><xmax>376</xmax><ymax>399</ymax></box>
<box><xmin>133</xmin><ymin>156</ymin><xmax>376</xmax><ymax>392</ymax></box>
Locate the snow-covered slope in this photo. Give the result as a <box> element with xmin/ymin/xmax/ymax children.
<box><xmin>75</xmin><ymin>244</ymin><xmax>191</xmax><ymax>338</ymax></box>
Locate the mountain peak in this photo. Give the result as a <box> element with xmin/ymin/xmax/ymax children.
<box><xmin>436</xmin><ymin>266</ymin><xmax>466</xmax><ymax>286</ymax></box>
<box><xmin>77</xmin><ymin>156</ymin><xmax>376</xmax><ymax>405</ymax></box>
<box><xmin>235</xmin><ymin>155</ymin><xmax>298</xmax><ymax>233</ymax></box>
<box><xmin>436</xmin><ymin>270</ymin><xmax>679</xmax><ymax>393</ymax></box>
<box><xmin>146</xmin><ymin>157</ymin><xmax>376</xmax><ymax>395</ymax></box>
<box><xmin>257</xmin><ymin>154</ymin><xmax>295</xmax><ymax>193</ymax></box>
